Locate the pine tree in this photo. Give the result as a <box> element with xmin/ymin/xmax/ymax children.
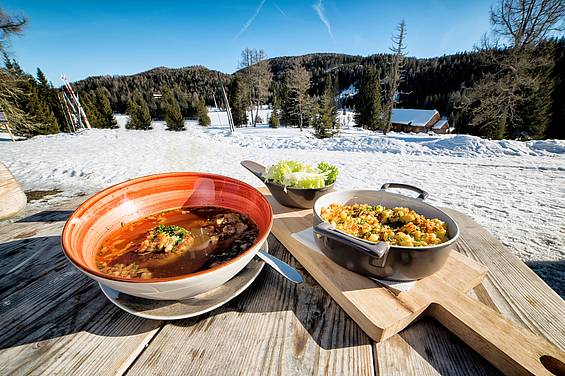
<box><xmin>547</xmin><ymin>39</ymin><xmax>565</xmax><ymax>139</ymax></box>
<box><xmin>81</xmin><ymin>93</ymin><xmax>99</xmax><ymax>129</ymax></box>
<box><xmin>281</xmin><ymin>86</ymin><xmax>300</xmax><ymax>127</ymax></box>
<box><xmin>288</xmin><ymin>65</ymin><xmax>311</xmax><ymax>130</ymax></box>
<box><xmin>279</xmin><ymin>80</ymin><xmax>291</xmax><ymax>127</ymax></box>
<box><xmin>137</xmin><ymin>97</ymin><xmax>152</xmax><ymax>129</ymax></box>
<box><xmin>27</xmin><ymin>85</ymin><xmax>59</xmax><ymax>134</ymax></box>
<box><xmin>189</xmin><ymin>92</ymin><xmax>200</xmax><ymax>118</ymax></box>
<box><xmin>281</xmin><ymin>87</ymin><xmax>298</xmax><ymax>126</ymax></box>
<box><xmin>514</xmin><ymin>44</ymin><xmax>554</xmax><ymax>139</ymax></box>
<box><xmin>11</xmin><ymin>59</ymin><xmax>24</xmax><ymax>75</ymax></box>
<box><xmin>197</xmin><ymin>97</ymin><xmax>210</xmax><ymax>126</ymax></box>
<box><xmin>313</xmin><ymin>80</ymin><xmax>338</xmax><ymax>139</ymax></box>
<box><xmin>125</xmin><ymin>100</ymin><xmax>140</xmax><ymax>130</ymax></box>
<box><xmin>165</xmin><ymin>99</ymin><xmax>184</xmax><ymax>131</ymax></box>
<box><xmin>269</xmin><ymin>96</ymin><xmax>280</xmax><ymax>128</ymax></box>
<box><xmin>160</xmin><ymin>87</ymin><xmax>174</xmax><ymax>119</ymax></box>
<box><xmin>354</xmin><ymin>66</ymin><xmax>384</xmax><ymax>130</ymax></box>
<box><xmin>268</xmin><ymin>113</ymin><xmax>279</xmax><ymax>128</ymax></box>
<box><xmin>35</xmin><ymin>68</ymin><xmax>49</xmax><ymax>87</ymax></box>
<box><xmin>36</xmin><ymin>68</ymin><xmax>70</xmax><ymax>132</ymax></box>
<box><xmin>173</xmin><ymin>85</ymin><xmax>188</xmax><ymax>117</ymax></box>
<box><xmin>228</xmin><ymin>76</ymin><xmax>248</xmax><ymax>127</ymax></box>
<box><xmin>18</xmin><ymin>77</ymin><xmax>59</xmax><ymax>135</ymax></box>
<box><xmin>126</xmin><ymin>96</ymin><xmax>152</xmax><ymax>130</ymax></box>
<box><xmin>1</xmin><ymin>63</ymin><xmax>61</xmax><ymax>135</ymax></box>
<box><xmin>512</xmin><ymin>64</ymin><xmax>553</xmax><ymax>139</ymax></box>
<box><xmin>0</xmin><ymin>64</ymin><xmax>38</xmax><ymax>136</ymax></box>
<box><xmin>93</xmin><ymin>89</ymin><xmax>117</xmax><ymax>129</ymax></box>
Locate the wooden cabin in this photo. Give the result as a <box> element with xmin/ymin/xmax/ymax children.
<box><xmin>391</xmin><ymin>109</ymin><xmax>450</xmax><ymax>134</ymax></box>
<box><xmin>431</xmin><ymin>118</ymin><xmax>450</xmax><ymax>134</ymax></box>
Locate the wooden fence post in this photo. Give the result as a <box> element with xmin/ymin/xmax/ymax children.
<box><xmin>0</xmin><ymin>111</ymin><xmax>15</xmax><ymax>142</ymax></box>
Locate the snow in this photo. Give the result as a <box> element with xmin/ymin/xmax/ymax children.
<box><xmin>338</xmin><ymin>84</ymin><xmax>358</xmax><ymax>99</ymax></box>
<box><xmin>1</xmin><ymin>110</ymin><xmax>564</xmax><ymax>295</ymax></box>
<box><xmin>433</xmin><ymin>119</ymin><xmax>449</xmax><ymax>130</ymax></box>
<box><xmin>204</xmin><ymin>121</ymin><xmax>565</xmax><ymax>158</ymax></box>
<box><xmin>392</xmin><ymin>109</ymin><xmax>439</xmax><ymax>127</ymax></box>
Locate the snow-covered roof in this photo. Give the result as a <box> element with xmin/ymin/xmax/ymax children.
<box><xmin>433</xmin><ymin>119</ymin><xmax>449</xmax><ymax>129</ymax></box>
<box><xmin>392</xmin><ymin>109</ymin><xmax>439</xmax><ymax>127</ymax></box>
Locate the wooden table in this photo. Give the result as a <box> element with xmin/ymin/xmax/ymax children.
<box><xmin>1</xmin><ymin>196</ymin><xmax>564</xmax><ymax>375</ymax></box>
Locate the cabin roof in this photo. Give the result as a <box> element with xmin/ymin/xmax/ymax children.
<box><xmin>433</xmin><ymin>119</ymin><xmax>449</xmax><ymax>129</ymax></box>
<box><xmin>392</xmin><ymin>109</ymin><xmax>439</xmax><ymax>127</ymax></box>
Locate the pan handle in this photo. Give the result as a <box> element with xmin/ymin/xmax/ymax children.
<box><xmin>313</xmin><ymin>222</ymin><xmax>390</xmax><ymax>265</ymax></box>
<box><xmin>241</xmin><ymin>160</ymin><xmax>266</xmax><ymax>180</ymax></box>
<box><xmin>380</xmin><ymin>183</ymin><xmax>429</xmax><ymax>200</ymax></box>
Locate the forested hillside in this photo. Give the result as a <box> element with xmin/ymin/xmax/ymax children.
<box><xmin>2</xmin><ymin>0</ymin><xmax>564</xmax><ymax>140</ymax></box>
<box><xmin>73</xmin><ymin>66</ymin><xmax>230</xmax><ymax>115</ymax></box>
<box><xmin>72</xmin><ymin>39</ymin><xmax>564</xmax><ymax>139</ymax></box>
<box><xmin>266</xmin><ymin>41</ymin><xmax>563</xmax><ymax>138</ymax></box>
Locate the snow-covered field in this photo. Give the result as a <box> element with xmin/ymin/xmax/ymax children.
<box><xmin>2</xmin><ymin>110</ymin><xmax>564</xmax><ymax>295</ymax></box>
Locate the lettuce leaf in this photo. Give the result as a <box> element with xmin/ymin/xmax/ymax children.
<box><xmin>262</xmin><ymin>160</ymin><xmax>338</xmax><ymax>188</ymax></box>
<box><xmin>317</xmin><ymin>162</ymin><xmax>339</xmax><ymax>185</ymax></box>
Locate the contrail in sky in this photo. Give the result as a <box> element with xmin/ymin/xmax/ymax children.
<box><xmin>273</xmin><ymin>2</ymin><xmax>287</xmax><ymax>17</ymax></box>
<box><xmin>234</xmin><ymin>0</ymin><xmax>267</xmax><ymax>40</ymax></box>
<box><xmin>312</xmin><ymin>0</ymin><xmax>334</xmax><ymax>40</ymax></box>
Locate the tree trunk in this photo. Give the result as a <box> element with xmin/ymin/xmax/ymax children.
<box><xmin>254</xmin><ymin>101</ymin><xmax>260</xmax><ymax>126</ymax></box>
<box><xmin>298</xmin><ymin>99</ymin><xmax>303</xmax><ymax>131</ymax></box>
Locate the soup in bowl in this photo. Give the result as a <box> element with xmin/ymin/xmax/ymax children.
<box><xmin>61</xmin><ymin>172</ymin><xmax>273</xmax><ymax>300</ymax></box>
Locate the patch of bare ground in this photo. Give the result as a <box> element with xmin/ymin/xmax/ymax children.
<box><xmin>25</xmin><ymin>189</ymin><xmax>63</xmax><ymax>202</ymax></box>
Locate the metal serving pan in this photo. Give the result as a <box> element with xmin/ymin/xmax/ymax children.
<box><xmin>312</xmin><ymin>183</ymin><xmax>460</xmax><ymax>281</ymax></box>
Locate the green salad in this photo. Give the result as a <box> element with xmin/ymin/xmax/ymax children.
<box><xmin>262</xmin><ymin>160</ymin><xmax>339</xmax><ymax>189</ymax></box>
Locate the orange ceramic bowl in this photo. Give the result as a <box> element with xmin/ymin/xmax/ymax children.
<box><xmin>62</xmin><ymin>172</ymin><xmax>273</xmax><ymax>300</ymax></box>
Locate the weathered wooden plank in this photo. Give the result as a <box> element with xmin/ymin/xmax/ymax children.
<box><xmin>374</xmin><ymin>209</ymin><xmax>565</xmax><ymax>375</ymax></box>
<box><xmin>265</xmin><ymin>193</ymin><xmax>487</xmax><ymax>344</ymax></box>
<box><xmin>0</xmin><ymin>202</ymin><xmax>81</xmax><ymax>299</ymax></box>
<box><xmin>375</xmin><ymin>318</ymin><xmax>501</xmax><ymax>376</ymax></box>
<box><xmin>0</xmin><ymin>162</ymin><xmax>26</xmax><ymax>220</ymax></box>
<box><xmin>2</xmin><ymin>194</ymin><xmax>563</xmax><ymax>375</ymax></box>
<box><xmin>0</xmin><ymin>198</ymin><xmax>163</xmax><ymax>376</ymax></box>
<box><xmin>0</xmin><ymin>235</ymin><xmax>64</xmax><ymax>299</ymax></box>
<box><xmin>444</xmin><ymin>209</ymin><xmax>565</xmax><ymax>349</ymax></box>
<box><xmin>126</xmin><ymin>235</ymin><xmax>375</xmax><ymax>376</ymax></box>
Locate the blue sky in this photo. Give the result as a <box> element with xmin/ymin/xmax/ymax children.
<box><xmin>2</xmin><ymin>0</ymin><xmax>493</xmax><ymax>83</ymax></box>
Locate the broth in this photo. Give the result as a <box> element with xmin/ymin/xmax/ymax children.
<box><xmin>96</xmin><ymin>206</ymin><xmax>259</xmax><ymax>279</ymax></box>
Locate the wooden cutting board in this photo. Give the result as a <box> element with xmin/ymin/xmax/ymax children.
<box><xmin>0</xmin><ymin>162</ymin><xmax>26</xmax><ymax>220</ymax></box>
<box><xmin>264</xmin><ymin>189</ymin><xmax>565</xmax><ymax>376</ymax></box>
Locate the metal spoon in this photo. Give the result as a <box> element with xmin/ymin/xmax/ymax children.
<box><xmin>256</xmin><ymin>250</ymin><xmax>303</xmax><ymax>284</ymax></box>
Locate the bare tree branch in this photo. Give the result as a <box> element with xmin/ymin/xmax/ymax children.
<box><xmin>490</xmin><ymin>0</ymin><xmax>565</xmax><ymax>48</ymax></box>
<box><xmin>383</xmin><ymin>20</ymin><xmax>407</xmax><ymax>134</ymax></box>
<box><xmin>0</xmin><ymin>8</ymin><xmax>26</xmax><ymax>43</ymax></box>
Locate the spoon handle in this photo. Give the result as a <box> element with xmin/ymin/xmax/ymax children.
<box><xmin>257</xmin><ymin>250</ymin><xmax>303</xmax><ymax>284</ymax></box>
<box><xmin>240</xmin><ymin>160</ymin><xmax>266</xmax><ymax>180</ymax></box>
